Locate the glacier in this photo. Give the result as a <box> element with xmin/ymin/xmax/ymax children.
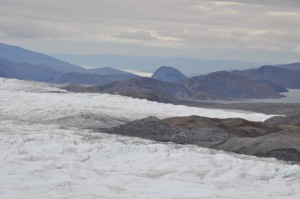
<box><xmin>0</xmin><ymin>78</ymin><xmax>299</xmax><ymax>199</ymax></box>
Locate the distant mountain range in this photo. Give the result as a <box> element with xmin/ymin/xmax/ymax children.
<box><xmin>232</xmin><ymin>65</ymin><xmax>300</xmax><ymax>89</ymax></box>
<box><xmin>1</xmin><ymin>42</ymin><xmax>300</xmax><ymax>102</ymax></box>
<box><xmin>0</xmin><ymin>58</ymin><xmax>61</xmax><ymax>82</ymax></box>
<box><xmin>181</xmin><ymin>71</ymin><xmax>284</xmax><ymax>100</ymax></box>
<box><xmin>64</xmin><ymin>69</ymin><xmax>285</xmax><ymax>102</ymax></box>
<box><xmin>0</xmin><ymin>43</ymin><xmax>136</xmax><ymax>85</ymax></box>
<box><xmin>52</xmin><ymin>53</ymin><xmax>263</xmax><ymax>76</ymax></box>
<box><xmin>0</xmin><ymin>43</ymin><xmax>83</xmax><ymax>72</ymax></box>
<box><xmin>277</xmin><ymin>62</ymin><xmax>300</xmax><ymax>71</ymax></box>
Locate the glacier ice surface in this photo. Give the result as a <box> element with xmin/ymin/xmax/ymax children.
<box><xmin>0</xmin><ymin>78</ymin><xmax>299</xmax><ymax>199</ymax></box>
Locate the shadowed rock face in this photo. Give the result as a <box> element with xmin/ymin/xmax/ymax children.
<box><xmin>104</xmin><ymin>115</ymin><xmax>300</xmax><ymax>162</ymax></box>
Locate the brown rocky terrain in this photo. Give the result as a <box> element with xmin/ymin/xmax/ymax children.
<box><xmin>103</xmin><ymin>115</ymin><xmax>300</xmax><ymax>162</ymax></box>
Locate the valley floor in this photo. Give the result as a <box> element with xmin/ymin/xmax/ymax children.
<box><xmin>0</xmin><ymin>78</ymin><xmax>300</xmax><ymax>199</ymax></box>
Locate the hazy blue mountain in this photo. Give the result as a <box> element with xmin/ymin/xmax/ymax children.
<box><xmin>0</xmin><ymin>43</ymin><xmax>83</xmax><ymax>72</ymax></box>
<box><xmin>0</xmin><ymin>42</ymin><xmax>294</xmax><ymax>100</ymax></box>
<box><xmin>0</xmin><ymin>58</ymin><xmax>136</xmax><ymax>85</ymax></box>
<box><xmin>0</xmin><ymin>58</ymin><xmax>61</xmax><ymax>82</ymax></box>
<box><xmin>65</xmin><ymin>71</ymin><xmax>284</xmax><ymax>101</ymax></box>
<box><xmin>85</xmin><ymin>67</ymin><xmax>135</xmax><ymax>76</ymax></box>
<box><xmin>180</xmin><ymin>71</ymin><xmax>284</xmax><ymax>100</ymax></box>
<box><xmin>0</xmin><ymin>43</ymin><xmax>137</xmax><ymax>84</ymax></box>
<box><xmin>253</xmin><ymin>80</ymin><xmax>288</xmax><ymax>93</ymax></box>
<box><xmin>151</xmin><ymin>66</ymin><xmax>187</xmax><ymax>82</ymax></box>
<box><xmin>52</xmin><ymin>54</ymin><xmax>263</xmax><ymax>75</ymax></box>
<box><xmin>277</xmin><ymin>62</ymin><xmax>300</xmax><ymax>71</ymax></box>
<box><xmin>231</xmin><ymin>65</ymin><xmax>300</xmax><ymax>89</ymax></box>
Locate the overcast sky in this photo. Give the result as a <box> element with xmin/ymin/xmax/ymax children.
<box><xmin>1</xmin><ymin>0</ymin><xmax>300</xmax><ymax>63</ymax></box>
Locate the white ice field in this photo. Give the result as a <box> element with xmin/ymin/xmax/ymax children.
<box><xmin>0</xmin><ymin>78</ymin><xmax>299</xmax><ymax>199</ymax></box>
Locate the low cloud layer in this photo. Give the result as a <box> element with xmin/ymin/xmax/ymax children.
<box><xmin>116</xmin><ymin>30</ymin><xmax>159</xmax><ymax>41</ymax></box>
<box><xmin>1</xmin><ymin>0</ymin><xmax>300</xmax><ymax>63</ymax></box>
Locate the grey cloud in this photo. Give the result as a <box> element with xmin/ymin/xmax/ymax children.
<box><xmin>0</xmin><ymin>0</ymin><xmax>300</xmax><ymax>63</ymax></box>
<box><xmin>115</xmin><ymin>30</ymin><xmax>158</xmax><ymax>41</ymax></box>
<box><xmin>213</xmin><ymin>0</ymin><xmax>300</xmax><ymax>8</ymax></box>
<box><xmin>0</xmin><ymin>14</ymin><xmax>80</xmax><ymax>39</ymax></box>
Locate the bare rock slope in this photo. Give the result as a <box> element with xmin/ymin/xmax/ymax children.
<box><xmin>105</xmin><ymin>115</ymin><xmax>300</xmax><ymax>162</ymax></box>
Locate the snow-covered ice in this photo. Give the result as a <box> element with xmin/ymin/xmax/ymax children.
<box><xmin>0</xmin><ymin>78</ymin><xmax>299</xmax><ymax>199</ymax></box>
<box><xmin>0</xmin><ymin>78</ymin><xmax>277</xmax><ymax>127</ymax></box>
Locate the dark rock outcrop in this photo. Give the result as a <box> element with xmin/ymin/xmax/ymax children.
<box><xmin>164</xmin><ymin>115</ymin><xmax>280</xmax><ymax>137</ymax></box>
<box><xmin>105</xmin><ymin>116</ymin><xmax>232</xmax><ymax>147</ymax></box>
<box><xmin>104</xmin><ymin>115</ymin><xmax>300</xmax><ymax>162</ymax></box>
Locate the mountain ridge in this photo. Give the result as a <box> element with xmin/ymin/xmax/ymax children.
<box><xmin>277</xmin><ymin>62</ymin><xmax>300</xmax><ymax>71</ymax></box>
<box><xmin>231</xmin><ymin>65</ymin><xmax>300</xmax><ymax>89</ymax></box>
<box><xmin>0</xmin><ymin>43</ymin><xmax>83</xmax><ymax>72</ymax></box>
<box><xmin>0</xmin><ymin>43</ymin><xmax>137</xmax><ymax>85</ymax></box>
<box><xmin>151</xmin><ymin>66</ymin><xmax>187</xmax><ymax>82</ymax></box>
<box><xmin>1</xmin><ymin>43</ymin><xmax>299</xmax><ymax>102</ymax></box>
<box><xmin>180</xmin><ymin>71</ymin><xmax>284</xmax><ymax>100</ymax></box>
<box><xmin>64</xmin><ymin>72</ymin><xmax>284</xmax><ymax>102</ymax></box>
